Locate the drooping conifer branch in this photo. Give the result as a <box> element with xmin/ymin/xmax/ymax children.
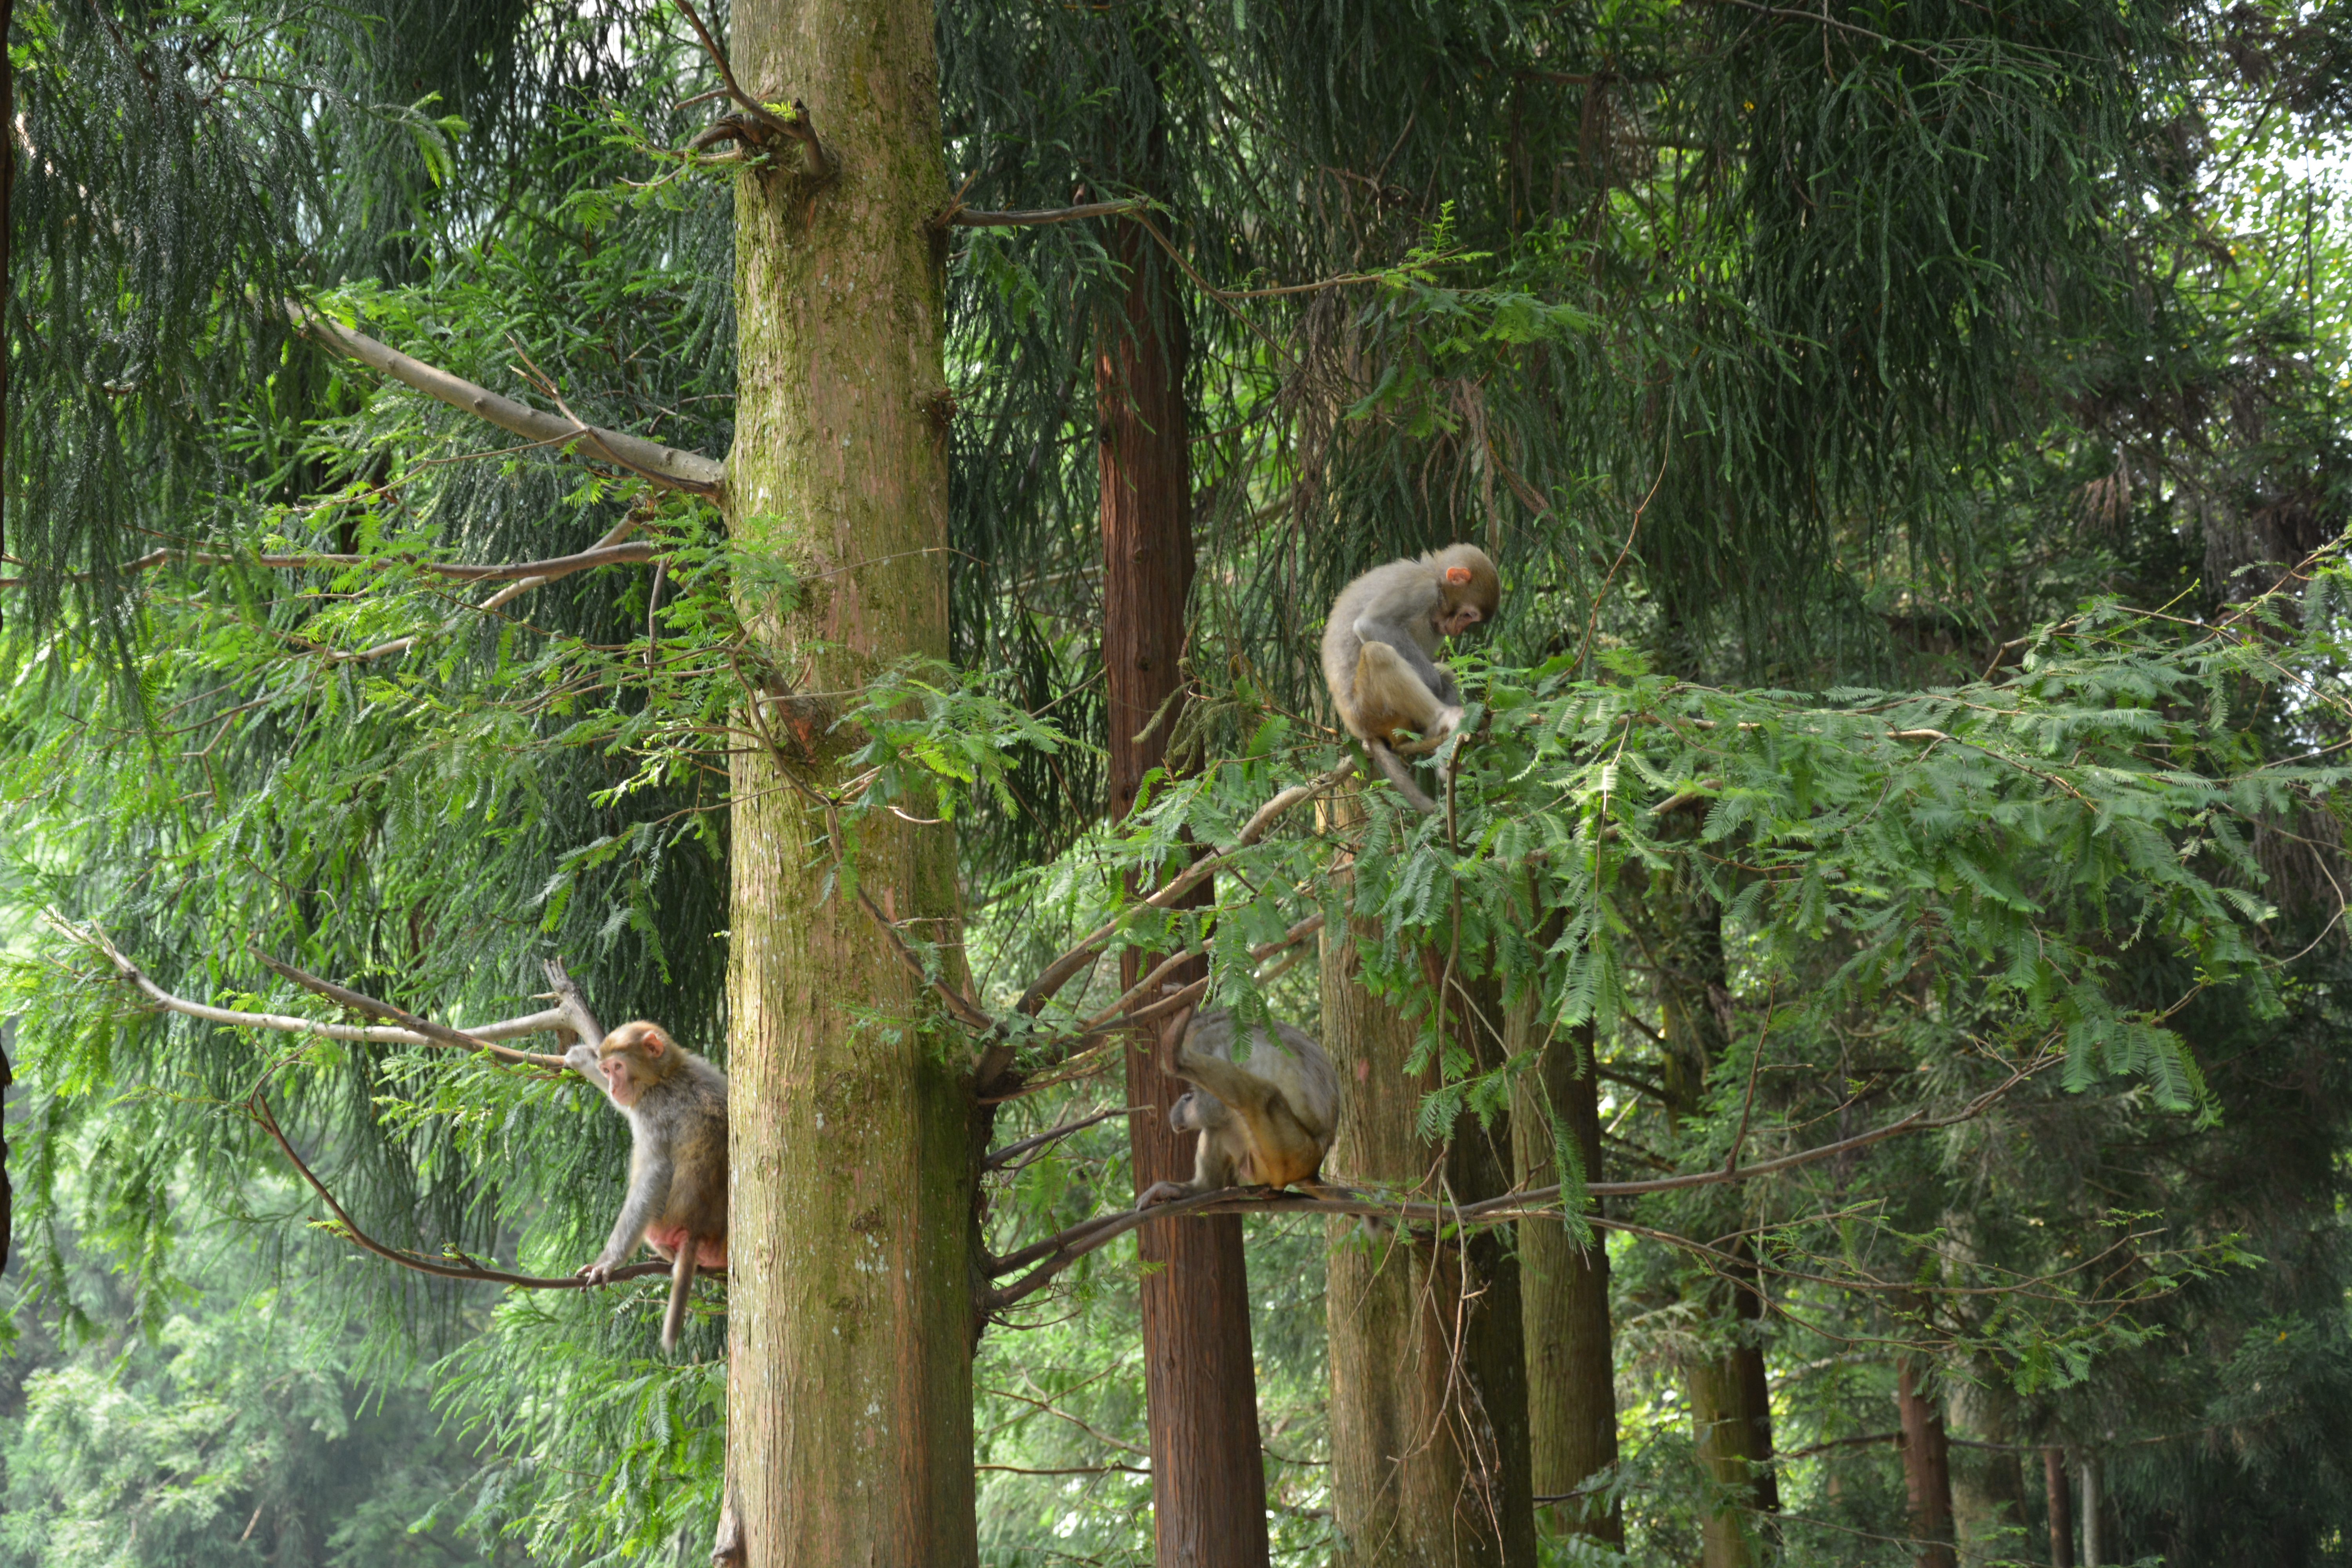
<box><xmin>0</xmin><ymin>541</ymin><xmax>659</xmax><ymax>590</ymax></box>
<box><xmin>286</xmin><ymin>303</ymin><xmax>725</xmax><ymax>495</ymax></box>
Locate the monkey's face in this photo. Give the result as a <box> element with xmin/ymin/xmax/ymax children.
<box><xmin>597</xmin><ymin>1051</ymin><xmax>648</xmax><ymax>1107</ymax></box>
<box><xmin>1168</xmin><ymin>1091</ymin><xmax>1205</xmax><ymax>1134</ymax></box>
<box><xmin>593</xmin><ymin>1021</ymin><xmax>674</xmax><ymax>1107</ymax></box>
<box><xmin>1438</xmin><ymin>601</ymin><xmax>1484</xmax><ymax>635</ymax></box>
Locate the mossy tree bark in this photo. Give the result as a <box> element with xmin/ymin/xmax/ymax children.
<box><xmin>1321</xmin><ymin>851</ymin><xmax>1536</xmax><ymax>1568</ymax></box>
<box><xmin>1507</xmin><ymin>1005</ymin><xmax>1621</xmax><ymax>1543</ymax></box>
<box><xmin>722</xmin><ymin>0</ymin><xmax>977</xmax><ymax>1561</ymax></box>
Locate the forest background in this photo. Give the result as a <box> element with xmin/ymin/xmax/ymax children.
<box><xmin>5</xmin><ymin>0</ymin><xmax>2352</xmax><ymax>1566</ymax></box>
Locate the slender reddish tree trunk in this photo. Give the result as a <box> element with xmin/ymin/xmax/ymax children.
<box><xmin>1896</xmin><ymin>1359</ymin><xmax>1957</xmax><ymax>1568</ymax></box>
<box><xmin>1101</xmin><ymin>217</ymin><xmax>1270</xmax><ymax>1568</ymax></box>
<box><xmin>2044</xmin><ymin>1447</ymin><xmax>2075</xmax><ymax>1568</ymax></box>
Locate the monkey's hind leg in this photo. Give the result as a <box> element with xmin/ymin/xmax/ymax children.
<box><xmin>1354</xmin><ymin>641</ymin><xmax>1459</xmax><ymax>745</ymax></box>
<box><xmin>661</xmin><ymin>1236</ymin><xmax>699</xmax><ymax>1354</ymax></box>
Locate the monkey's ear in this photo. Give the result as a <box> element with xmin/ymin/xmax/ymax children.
<box><xmin>1445</xmin><ymin>565</ymin><xmax>1472</xmax><ymax>585</ymax></box>
<box><xmin>641</xmin><ymin>1027</ymin><xmax>670</xmax><ymax>1056</ymax></box>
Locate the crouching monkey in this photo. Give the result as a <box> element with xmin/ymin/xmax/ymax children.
<box><xmin>1319</xmin><ymin>542</ymin><xmax>1501</xmax><ymax>814</ymax></box>
<box><xmin>1136</xmin><ymin>1007</ymin><xmax>1341</xmax><ymax>1209</ymax></box>
<box><xmin>569</xmin><ymin>1020</ymin><xmax>728</xmax><ymax>1354</ymax></box>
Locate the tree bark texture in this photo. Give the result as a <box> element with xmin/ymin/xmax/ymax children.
<box><xmin>2</xmin><ymin>0</ymin><xmax>12</xmax><ymax>616</ymax></box>
<box><xmin>1506</xmin><ymin>1004</ymin><xmax>1621</xmax><ymax>1543</ymax></box>
<box><xmin>2043</xmin><ymin>1447</ymin><xmax>2075</xmax><ymax>1568</ymax></box>
<box><xmin>1321</xmin><ymin>886</ymin><xmax>1536</xmax><ymax>1568</ymax></box>
<box><xmin>1947</xmin><ymin>1371</ymin><xmax>2027</xmax><ymax>1565</ymax></box>
<box><xmin>1101</xmin><ymin>217</ymin><xmax>1271</xmax><ymax>1568</ymax></box>
<box><xmin>1651</xmin><ymin>844</ymin><xmax>1777</xmax><ymax>1568</ymax></box>
<box><xmin>724</xmin><ymin>2</ymin><xmax>976</xmax><ymax>1562</ymax></box>
<box><xmin>1896</xmin><ymin>1358</ymin><xmax>1958</xmax><ymax>1568</ymax></box>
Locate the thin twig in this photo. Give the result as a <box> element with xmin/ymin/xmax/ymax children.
<box><xmin>1725</xmin><ymin>980</ymin><xmax>1777</xmax><ymax>1174</ymax></box>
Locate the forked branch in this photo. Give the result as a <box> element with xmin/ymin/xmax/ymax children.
<box><xmin>250</xmin><ymin>950</ymin><xmax>572</xmax><ymax>1071</ymax></box>
<box><xmin>673</xmin><ymin>0</ymin><xmax>828</xmax><ymax>176</ymax></box>
<box><xmin>52</xmin><ymin>916</ymin><xmax>572</xmax><ymax>1065</ymax></box>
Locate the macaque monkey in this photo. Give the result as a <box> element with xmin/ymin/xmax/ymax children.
<box><xmin>1320</xmin><ymin>543</ymin><xmax>1502</xmax><ymax>814</ymax></box>
<box><xmin>570</xmin><ymin>1021</ymin><xmax>729</xmax><ymax>1353</ymax></box>
<box><xmin>1136</xmin><ymin>1008</ymin><xmax>1341</xmax><ymax>1209</ymax></box>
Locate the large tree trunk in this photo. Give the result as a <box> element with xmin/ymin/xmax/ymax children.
<box><xmin>1652</xmin><ymin>849</ymin><xmax>1778</xmax><ymax>1568</ymax></box>
<box><xmin>1507</xmin><ymin>1006</ymin><xmax>1620</xmax><ymax>1543</ymax></box>
<box><xmin>1321</xmin><ymin>880</ymin><xmax>1536</xmax><ymax>1568</ymax></box>
<box><xmin>1100</xmin><ymin>216</ymin><xmax>1271</xmax><ymax>1566</ymax></box>
<box><xmin>724</xmin><ymin>2</ymin><xmax>977</xmax><ymax>1562</ymax></box>
<box><xmin>1896</xmin><ymin>1358</ymin><xmax>1958</xmax><ymax>1568</ymax></box>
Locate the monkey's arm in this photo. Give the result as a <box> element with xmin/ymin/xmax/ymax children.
<box><xmin>587</xmin><ymin>1153</ymin><xmax>672</xmax><ymax>1276</ymax></box>
<box><xmin>1353</xmin><ymin>588</ymin><xmax>1458</xmax><ymax>704</ymax></box>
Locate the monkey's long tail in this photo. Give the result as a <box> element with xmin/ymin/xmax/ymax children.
<box><xmin>662</xmin><ymin>1237</ymin><xmax>698</xmax><ymax>1354</ymax></box>
<box><xmin>1368</xmin><ymin>743</ymin><xmax>1441</xmax><ymax>815</ymax></box>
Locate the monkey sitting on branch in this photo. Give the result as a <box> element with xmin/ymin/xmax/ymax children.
<box><xmin>1319</xmin><ymin>542</ymin><xmax>1501</xmax><ymax>815</ymax></box>
<box><xmin>568</xmin><ymin>1021</ymin><xmax>729</xmax><ymax>1354</ymax></box>
<box><xmin>1136</xmin><ymin>1008</ymin><xmax>1340</xmax><ymax>1209</ymax></box>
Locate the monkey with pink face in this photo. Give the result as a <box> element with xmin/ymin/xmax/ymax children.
<box><xmin>567</xmin><ymin>1020</ymin><xmax>728</xmax><ymax>1354</ymax></box>
<box><xmin>1320</xmin><ymin>543</ymin><xmax>1501</xmax><ymax>813</ymax></box>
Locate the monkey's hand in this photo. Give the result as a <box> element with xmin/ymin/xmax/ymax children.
<box><xmin>1390</xmin><ymin>705</ymin><xmax>1465</xmax><ymax>757</ymax></box>
<box><xmin>1134</xmin><ymin>1180</ymin><xmax>1198</xmax><ymax>1211</ymax></box>
<box><xmin>577</xmin><ymin>1259</ymin><xmax>622</xmax><ymax>1286</ymax></box>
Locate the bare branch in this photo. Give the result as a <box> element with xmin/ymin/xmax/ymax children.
<box><xmin>981</xmin><ymin>1058</ymin><xmax>2047</xmax><ymax>1308</ymax></box>
<box><xmin>858</xmin><ymin>887</ymin><xmax>998</xmax><ymax>1031</ymax></box>
<box><xmin>1077</xmin><ymin>911</ymin><xmax>1325</xmax><ymax>1034</ymax></box>
<box><xmin>1008</xmin><ymin>763</ymin><xmax>1350</xmax><ymax>1026</ymax></box>
<box><xmin>250</xmin><ymin>1092</ymin><xmax>705</xmax><ymax>1290</ymax></box>
<box><xmin>49</xmin><ymin>916</ymin><xmax>573</xmax><ymax>1054</ymax></box>
<box><xmin>982</xmin><ymin>1105</ymin><xmax>1139</xmax><ymax>1171</ymax></box>
<box><xmin>945</xmin><ymin>200</ymin><xmax>1147</xmax><ymax>229</ymax></box>
<box><xmin>540</xmin><ymin>958</ymin><xmax>606</xmax><ymax>1047</ymax></box>
<box><xmin>481</xmin><ymin>513</ymin><xmax>647</xmax><ymax>611</ymax></box>
<box><xmin>250</xmin><ymin>950</ymin><xmax>571</xmax><ymax>1071</ymax></box>
<box><xmin>287</xmin><ymin>303</ymin><xmax>724</xmax><ymax>495</ymax></box>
